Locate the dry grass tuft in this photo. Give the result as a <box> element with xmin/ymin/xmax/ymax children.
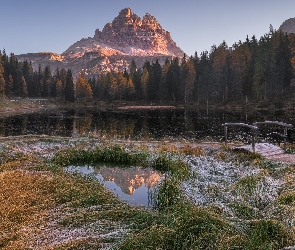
<box><xmin>0</xmin><ymin>169</ymin><xmax>55</xmax><ymax>248</ymax></box>
<box><xmin>159</xmin><ymin>144</ymin><xmax>204</xmax><ymax>156</ymax></box>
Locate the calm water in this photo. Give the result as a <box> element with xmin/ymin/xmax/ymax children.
<box><xmin>66</xmin><ymin>165</ymin><xmax>163</xmax><ymax>207</ymax></box>
<box><xmin>1</xmin><ymin>108</ymin><xmax>295</xmax><ymax>143</ymax></box>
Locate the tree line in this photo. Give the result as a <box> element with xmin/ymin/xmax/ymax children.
<box><xmin>1</xmin><ymin>29</ymin><xmax>295</xmax><ymax>105</ymax></box>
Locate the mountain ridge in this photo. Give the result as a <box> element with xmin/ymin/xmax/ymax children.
<box><xmin>16</xmin><ymin>8</ymin><xmax>184</xmax><ymax>77</ymax></box>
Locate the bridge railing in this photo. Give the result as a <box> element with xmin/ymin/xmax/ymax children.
<box><xmin>222</xmin><ymin>123</ymin><xmax>259</xmax><ymax>152</ymax></box>
<box><xmin>253</xmin><ymin>121</ymin><xmax>293</xmax><ymax>150</ymax></box>
<box><xmin>222</xmin><ymin>121</ymin><xmax>293</xmax><ymax>152</ymax></box>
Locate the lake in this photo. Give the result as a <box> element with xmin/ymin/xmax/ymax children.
<box><xmin>1</xmin><ymin>108</ymin><xmax>295</xmax><ymax>143</ymax></box>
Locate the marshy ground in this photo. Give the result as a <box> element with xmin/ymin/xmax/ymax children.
<box><xmin>1</xmin><ymin>136</ymin><xmax>295</xmax><ymax>249</ymax></box>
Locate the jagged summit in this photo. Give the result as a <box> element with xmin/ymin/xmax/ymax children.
<box><xmin>17</xmin><ymin>8</ymin><xmax>184</xmax><ymax>76</ymax></box>
<box><xmin>63</xmin><ymin>7</ymin><xmax>184</xmax><ymax>58</ymax></box>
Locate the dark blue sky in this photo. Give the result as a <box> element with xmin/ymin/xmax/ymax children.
<box><xmin>1</xmin><ymin>0</ymin><xmax>295</xmax><ymax>56</ymax></box>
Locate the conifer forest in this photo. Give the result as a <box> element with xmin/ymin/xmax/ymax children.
<box><xmin>1</xmin><ymin>29</ymin><xmax>295</xmax><ymax>107</ymax></box>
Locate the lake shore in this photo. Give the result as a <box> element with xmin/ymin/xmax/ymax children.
<box><xmin>2</xmin><ymin>98</ymin><xmax>295</xmax><ymax>115</ymax></box>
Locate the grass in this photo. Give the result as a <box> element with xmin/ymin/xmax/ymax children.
<box><xmin>54</xmin><ymin>144</ymin><xmax>148</xmax><ymax>167</ymax></box>
<box><xmin>1</xmin><ymin>138</ymin><xmax>295</xmax><ymax>249</ymax></box>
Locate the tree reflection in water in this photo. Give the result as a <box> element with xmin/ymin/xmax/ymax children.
<box><xmin>0</xmin><ymin>109</ymin><xmax>294</xmax><ymax>143</ymax></box>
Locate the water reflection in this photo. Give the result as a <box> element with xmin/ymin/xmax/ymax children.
<box><xmin>1</xmin><ymin>109</ymin><xmax>295</xmax><ymax>142</ymax></box>
<box><xmin>66</xmin><ymin>165</ymin><xmax>163</xmax><ymax>207</ymax></box>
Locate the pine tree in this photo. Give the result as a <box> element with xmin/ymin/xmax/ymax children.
<box><xmin>22</xmin><ymin>61</ymin><xmax>34</xmax><ymax>97</ymax></box>
<box><xmin>6</xmin><ymin>74</ymin><xmax>13</xmax><ymax>98</ymax></box>
<box><xmin>160</xmin><ymin>58</ymin><xmax>171</xmax><ymax>101</ymax></box>
<box><xmin>43</xmin><ymin>64</ymin><xmax>52</xmax><ymax>97</ymax></box>
<box><xmin>9</xmin><ymin>53</ymin><xmax>20</xmax><ymax>96</ymax></box>
<box><xmin>181</xmin><ymin>58</ymin><xmax>196</xmax><ymax>104</ymax></box>
<box><xmin>0</xmin><ymin>63</ymin><xmax>5</xmax><ymax>97</ymax></box>
<box><xmin>65</xmin><ymin>69</ymin><xmax>75</xmax><ymax>102</ymax></box>
<box><xmin>76</xmin><ymin>71</ymin><xmax>93</xmax><ymax>101</ymax></box>
<box><xmin>20</xmin><ymin>76</ymin><xmax>28</xmax><ymax>97</ymax></box>
<box><xmin>141</xmin><ymin>66</ymin><xmax>149</xmax><ymax>100</ymax></box>
<box><xmin>59</xmin><ymin>68</ymin><xmax>67</xmax><ymax>96</ymax></box>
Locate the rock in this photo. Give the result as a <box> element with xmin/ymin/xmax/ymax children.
<box><xmin>16</xmin><ymin>8</ymin><xmax>184</xmax><ymax>77</ymax></box>
<box><xmin>279</xmin><ymin>17</ymin><xmax>295</xmax><ymax>34</ymax></box>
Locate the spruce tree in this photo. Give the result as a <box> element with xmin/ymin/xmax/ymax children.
<box><xmin>65</xmin><ymin>69</ymin><xmax>75</xmax><ymax>102</ymax></box>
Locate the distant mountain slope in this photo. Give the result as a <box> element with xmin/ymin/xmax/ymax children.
<box><xmin>16</xmin><ymin>8</ymin><xmax>184</xmax><ymax>77</ymax></box>
<box><xmin>279</xmin><ymin>17</ymin><xmax>295</xmax><ymax>34</ymax></box>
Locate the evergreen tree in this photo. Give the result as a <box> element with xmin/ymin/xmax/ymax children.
<box><xmin>76</xmin><ymin>71</ymin><xmax>93</xmax><ymax>101</ymax></box>
<box><xmin>148</xmin><ymin>60</ymin><xmax>162</xmax><ymax>101</ymax></box>
<box><xmin>59</xmin><ymin>68</ymin><xmax>67</xmax><ymax>96</ymax></box>
<box><xmin>51</xmin><ymin>67</ymin><xmax>61</xmax><ymax>98</ymax></box>
<box><xmin>170</xmin><ymin>57</ymin><xmax>181</xmax><ymax>101</ymax></box>
<box><xmin>20</xmin><ymin>76</ymin><xmax>28</xmax><ymax>97</ymax></box>
<box><xmin>6</xmin><ymin>74</ymin><xmax>13</xmax><ymax>98</ymax></box>
<box><xmin>65</xmin><ymin>69</ymin><xmax>75</xmax><ymax>102</ymax></box>
<box><xmin>141</xmin><ymin>66</ymin><xmax>149</xmax><ymax>100</ymax></box>
<box><xmin>108</xmin><ymin>72</ymin><xmax>119</xmax><ymax>101</ymax></box>
<box><xmin>9</xmin><ymin>53</ymin><xmax>21</xmax><ymax>96</ymax></box>
<box><xmin>0</xmin><ymin>62</ymin><xmax>5</xmax><ymax>97</ymax></box>
<box><xmin>129</xmin><ymin>60</ymin><xmax>137</xmax><ymax>76</ymax></box>
<box><xmin>34</xmin><ymin>64</ymin><xmax>43</xmax><ymax>97</ymax></box>
<box><xmin>43</xmin><ymin>64</ymin><xmax>52</xmax><ymax>97</ymax></box>
<box><xmin>22</xmin><ymin>60</ymin><xmax>34</xmax><ymax>97</ymax></box>
<box><xmin>160</xmin><ymin>58</ymin><xmax>171</xmax><ymax>101</ymax></box>
<box><xmin>116</xmin><ymin>71</ymin><xmax>128</xmax><ymax>100</ymax></box>
<box><xmin>180</xmin><ymin>58</ymin><xmax>196</xmax><ymax>104</ymax></box>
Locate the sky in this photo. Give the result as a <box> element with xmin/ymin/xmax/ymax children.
<box><xmin>1</xmin><ymin>0</ymin><xmax>295</xmax><ymax>57</ymax></box>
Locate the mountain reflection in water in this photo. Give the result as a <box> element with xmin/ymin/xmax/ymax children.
<box><xmin>1</xmin><ymin>108</ymin><xmax>295</xmax><ymax>142</ymax></box>
<box><xmin>66</xmin><ymin>165</ymin><xmax>163</xmax><ymax>207</ymax></box>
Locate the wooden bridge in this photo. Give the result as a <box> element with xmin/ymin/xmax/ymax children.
<box><xmin>222</xmin><ymin>121</ymin><xmax>293</xmax><ymax>154</ymax></box>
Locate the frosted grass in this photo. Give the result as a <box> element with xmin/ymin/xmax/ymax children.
<box><xmin>183</xmin><ymin>155</ymin><xmax>285</xmax><ymax>218</ymax></box>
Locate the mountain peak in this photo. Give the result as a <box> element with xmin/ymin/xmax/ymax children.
<box><xmin>89</xmin><ymin>8</ymin><xmax>183</xmax><ymax>57</ymax></box>
<box><xmin>17</xmin><ymin>8</ymin><xmax>184</xmax><ymax>77</ymax></box>
<box><xmin>143</xmin><ymin>12</ymin><xmax>155</xmax><ymax>20</ymax></box>
<box><xmin>118</xmin><ymin>7</ymin><xmax>133</xmax><ymax>17</ymax></box>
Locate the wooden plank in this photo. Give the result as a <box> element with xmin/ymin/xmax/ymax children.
<box><xmin>254</xmin><ymin>121</ymin><xmax>293</xmax><ymax>128</ymax></box>
<box><xmin>222</xmin><ymin>123</ymin><xmax>259</xmax><ymax>130</ymax></box>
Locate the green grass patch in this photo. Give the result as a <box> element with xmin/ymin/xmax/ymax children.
<box><xmin>278</xmin><ymin>191</ymin><xmax>295</xmax><ymax>205</ymax></box>
<box><xmin>230</xmin><ymin>202</ymin><xmax>261</xmax><ymax>220</ymax></box>
<box><xmin>54</xmin><ymin>144</ymin><xmax>148</xmax><ymax>167</ymax></box>
<box><xmin>119</xmin><ymin>205</ymin><xmax>246</xmax><ymax>250</ymax></box>
<box><xmin>247</xmin><ymin>219</ymin><xmax>294</xmax><ymax>249</ymax></box>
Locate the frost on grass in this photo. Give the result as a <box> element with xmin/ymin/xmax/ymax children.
<box><xmin>183</xmin><ymin>155</ymin><xmax>285</xmax><ymax>218</ymax></box>
<box><xmin>2</xmin><ymin>137</ymin><xmax>101</xmax><ymax>160</ymax></box>
<box><xmin>16</xmin><ymin>205</ymin><xmax>129</xmax><ymax>249</ymax></box>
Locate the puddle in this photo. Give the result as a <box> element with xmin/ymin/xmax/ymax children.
<box><xmin>66</xmin><ymin>165</ymin><xmax>163</xmax><ymax>207</ymax></box>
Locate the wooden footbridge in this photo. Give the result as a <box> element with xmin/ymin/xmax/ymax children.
<box><xmin>222</xmin><ymin>121</ymin><xmax>293</xmax><ymax>154</ymax></box>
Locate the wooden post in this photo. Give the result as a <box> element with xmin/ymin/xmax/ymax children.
<box><xmin>254</xmin><ymin>121</ymin><xmax>293</xmax><ymax>151</ymax></box>
<box><xmin>222</xmin><ymin>123</ymin><xmax>258</xmax><ymax>149</ymax></box>
<box><xmin>224</xmin><ymin>125</ymin><xmax>228</xmax><ymax>145</ymax></box>
<box><xmin>284</xmin><ymin>127</ymin><xmax>287</xmax><ymax>150</ymax></box>
<box><xmin>251</xmin><ymin>129</ymin><xmax>256</xmax><ymax>152</ymax></box>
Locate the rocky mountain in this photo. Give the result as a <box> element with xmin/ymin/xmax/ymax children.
<box><xmin>279</xmin><ymin>17</ymin><xmax>295</xmax><ymax>34</ymax></box>
<box><xmin>94</xmin><ymin>166</ymin><xmax>162</xmax><ymax>195</ymax></box>
<box><xmin>16</xmin><ymin>8</ymin><xmax>184</xmax><ymax>77</ymax></box>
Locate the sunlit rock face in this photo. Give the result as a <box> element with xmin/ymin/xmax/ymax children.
<box><xmin>88</xmin><ymin>7</ymin><xmax>183</xmax><ymax>57</ymax></box>
<box><xmin>279</xmin><ymin>17</ymin><xmax>295</xmax><ymax>34</ymax></box>
<box><xmin>16</xmin><ymin>7</ymin><xmax>184</xmax><ymax>77</ymax></box>
<box><xmin>95</xmin><ymin>166</ymin><xmax>162</xmax><ymax>195</ymax></box>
